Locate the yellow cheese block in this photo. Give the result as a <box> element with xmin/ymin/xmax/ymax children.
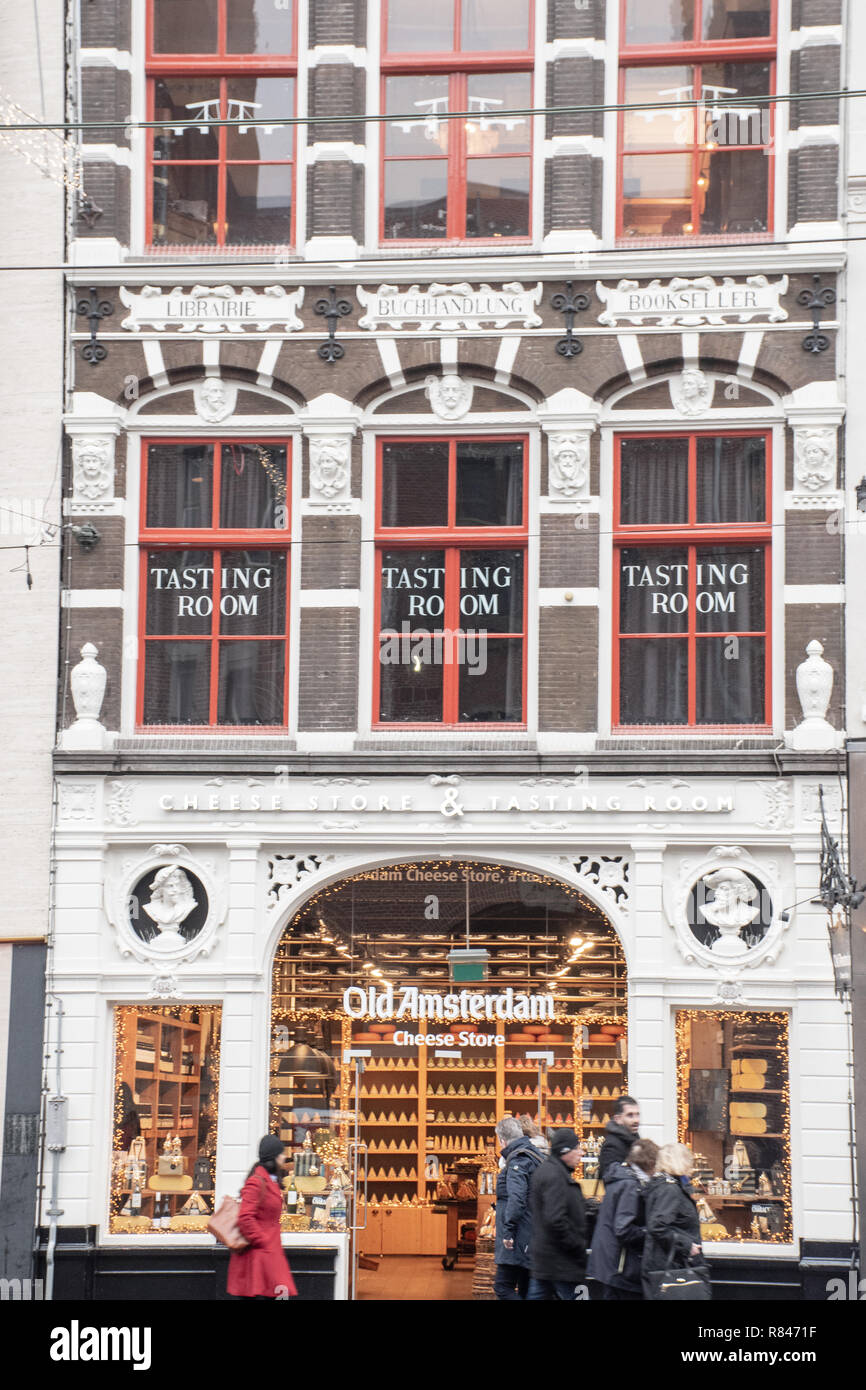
<box><xmin>730</xmin><ymin>1102</ymin><xmax>767</xmax><ymax>1118</ymax></box>
<box><xmin>147</xmin><ymin>1174</ymin><xmax>193</xmax><ymax>1193</ymax></box>
<box><xmin>732</xmin><ymin>1058</ymin><xmax>767</xmax><ymax>1074</ymax></box>
<box><xmin>732</xmin><ymin>1074</ymin><xmax>765</xmax><ymax>1092</ymax></box>
<box><xmin>730</xmin><ymin>1118</ymin><xmax>768</xmax><ymax>1135</ymax></box>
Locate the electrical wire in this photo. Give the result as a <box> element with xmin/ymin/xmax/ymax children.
<box><xmin>0</xmin><ymin>84</ymin><xmax>858</xmax><ymax>134</ymax></box>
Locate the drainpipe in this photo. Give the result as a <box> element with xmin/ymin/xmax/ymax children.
<box><xmin>44</xmin><ymin>999</ymin><xmax>67</xmax><ymax>1301</ymax></box>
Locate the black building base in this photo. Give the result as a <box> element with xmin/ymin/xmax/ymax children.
<box><xmin>36</xmin><ymin>1228</ymin><xmax>338</xmax><ymax>1301</ymax></box>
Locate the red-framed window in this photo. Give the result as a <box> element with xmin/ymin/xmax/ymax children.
<box><xmin>147</xmin><ymin>0</ymin><xmax>297</xmax><ymax>248</ymax></box>
<box><xmin>381</xmin><ymin>0</ymin><xmax>534</xmax><ymax>242</ymax></box>
<box><xmin>374</xmin><ymin>436</ymin><xmax>528</xmax><ymax>725</ymax></box>
<box><xmin>613</xmin><ymin>431</ymin><xmax>772</xmax><ymax>728</ymax></box>
<box><xmin>618</xmin><ymin>0</ymin><xmax>776</xmax><ymax>239</ymax></box>
<box><xmin>138</xmin><ymin>438</ymin><xmax>291</xmax><ymax>727</ymax></box>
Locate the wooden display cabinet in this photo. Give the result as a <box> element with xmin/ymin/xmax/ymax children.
<box><xmin>115</xmin><ymin>1009</ymin><xmax>213</xmax><ymax>1226</ymax></box>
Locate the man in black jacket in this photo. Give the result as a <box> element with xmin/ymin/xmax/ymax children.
<box><xmin>494</xmin><ymin>1116</ymin><xmax>545</xmax><ymax>1300</ymax></box>
<box><xmin>526</xmin><ymin>1129</ymin><xmax>587</xmax><ymax>1300</ymax></box>
<box><xmin>598</xmin><ymin>1096</ymin><xmax>641</xmax><ymax>1180</ymax></box>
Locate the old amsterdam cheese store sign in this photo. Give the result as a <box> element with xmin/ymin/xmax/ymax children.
<box><xmin>270</xmin><ymin>862</ymin><xmax>628</xmax><ymax>1231</ymax></box>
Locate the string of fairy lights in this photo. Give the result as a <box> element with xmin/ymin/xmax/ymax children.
<box><xmin>675</xmin><ymin>1010</ymin><xmax>792</xmax><ymax>1245</ymax></box>
<box><xmin>110</xmin><ymin>1003</ymin><xmax>223</xmax><ymax>1235</ymax></box>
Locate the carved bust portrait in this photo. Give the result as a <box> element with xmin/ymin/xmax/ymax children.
<box><xmin>794</xmin><ymin>430</ymin><xmax>835</xmax><ymax>491</ymax></box>
<box><xmin>549</xmin><ymin>434</ymin><xmax>590</xmax><ymax>496</ymax></box>
<box><xmin>699</xmin><ymin>867</ymin><xmax>760</xmax><ymax>956</ymax></box>
<box><xmin>72</xmin><ymin>437</ymin><xmax>114</xmax><ymax>502</ymax></box>
<box><xmin>310</xmin><ymin>437</ymin><xmax>350</xmax><ymax>499</ymax></box>
<box><xmin>425</xmin><ymin>373</ymin><xmax>473</xmax><ymax>420</ymax></box>
<box><xmin>143</xmin><ymin>865</ymin><xmax>198</xmax><ymax>933</ymax></box>
<box><xmin>194</xmin><ymin>378</ymin><xmax>237</xmax><ymax>424</ymax></box>
<box><xmin>670</xmin><ymin>368</ymin><xmax>713</xmax><ymax>417</ymax></box>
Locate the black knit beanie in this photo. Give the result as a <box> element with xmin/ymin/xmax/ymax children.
<box><xmin>258</xmin><ymin>1134</ymin><xmax>285</xmax><ymax>1164</ymax></box>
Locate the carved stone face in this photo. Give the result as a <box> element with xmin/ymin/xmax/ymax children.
<box><xmin>426</xmin><ymin>374</ymin><xmax>473</xmax><ymax>420</ymax></box>
<box><xmin>194</xmin><ymin>379</ymin><xmax>237</xmax><ymax>423</ymax></box>
<box><xmin>671</xmin><ymin>368</ymin><xmax>712</xmax><ymax>417</ymax></box>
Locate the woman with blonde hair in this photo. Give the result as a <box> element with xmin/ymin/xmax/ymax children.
<box><xmin>641</xmin><ymin>1143</ymin><xmax>709</xmax><ymax>1300</ymax></box>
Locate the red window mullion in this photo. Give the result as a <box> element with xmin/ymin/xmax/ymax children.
<box><xmin>209</xmin><ymin>549</ymin><xmax>222</xmax><ymax>725</ymax></box>
<box><xmin>217</xmin><ymin>0</ymin><xmax>227</xmax><ymax>55</ymax></box>
<box><xmin>443</xmin><ymin>548</ymin><xmax>461</xmax><ymax>722</ymax></box>
<box><xmin>687</xmin><ymin>545</ymin><xmax>697</xmax><ymax>725</ymax></box>
<box><xmin>450</xmin><ymin>74</ymin><xmax>467</xmax><ymax>238</ymax></box>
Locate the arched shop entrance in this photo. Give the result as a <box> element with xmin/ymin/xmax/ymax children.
<box><xmin>270</xmin><ymin>860</ymin><xmax>627</xmax><ymax>1301</ymax></box>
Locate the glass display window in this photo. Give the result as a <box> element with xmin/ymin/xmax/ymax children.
<box><xmin>147</xmin><ymin>1</ymin><xmax>296</xmax><ymax>247</ymax></box>
<box><xmin>619</xmin><ymin>1</ymin><xmax>776</xmax><ymax>240</ymax></box>
<box><xmin>613</xmin><ymin>431</ymin><xmax>771</xmax><ymax>728</ymax></box>
<box><xmin>111</xmin><ymin>1005</ymin><xmax>222</xmax><ymax>1235</ymax></box>
<box><xmin>676</xmin><ymin>1010</ymin><xmax>792</xmax><ymax>1243</ymax></box>
<box><xmin>374</xmin><ymin>437</ymin><xmax>528</xmax><ymax>726</ymax></box>
<box><xmin>139</xmin><ymin>439</ymin><xmax>291</xmax><ymax>728</ymax></box>
<box><xmin>381</xmin><ymin>1</ymin><xmax>533</xmax><ymax>242</ymax></box>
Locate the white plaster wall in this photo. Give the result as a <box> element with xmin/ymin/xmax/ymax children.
<box><xmin>45</xmin><ymin>780</ymin><xmax>853</xmax><ymax>1247</ymax></box>
<box><xmin>0</xmin><ymin>0</ymin><xmax>64</xmax><ymax>941</ymax></box>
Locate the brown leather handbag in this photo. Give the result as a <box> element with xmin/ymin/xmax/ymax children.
<box><xmin>207</xmin><ymin>1194</ymin><xmax>249</xmax><ymax>1252</ymax></box>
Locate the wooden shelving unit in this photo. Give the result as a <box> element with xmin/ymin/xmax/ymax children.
<box><xmin>114</xmin><ymin>1009</ymin><xmax>214</xmax><ymax>1227</ymax></box>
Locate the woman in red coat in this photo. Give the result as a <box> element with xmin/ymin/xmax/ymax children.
<box><xmin>227</xmin><ymin>1135</ymin><xmax>298</xmax><ymax>1299</ymax></box>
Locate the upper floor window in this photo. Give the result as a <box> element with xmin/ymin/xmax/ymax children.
<box><xmin>375</xmin><ymin>436</ymin><xmax>527</xmax><ymax>726</ymax></box>
<box><xmin>147</xmin><ymin>1</ymin><xmax>296</xmax><ymax>248</ymax></box>
<box><xmin>613</xmin><ymin>431</ymin><xmax>771</xmax><ymax>728</ymax></box>
<box><xmin>139</xmin><ymin>438</ymin><xmax>290</xmax><ymax>727</ymax></box>
<box><xmin>382</xmin><ymin>1</ymin><xmax>534</xmax><ymax>242</ymax></box>
<box><xmin>619</xmin><ymin>1</ymin><xmax>775</xmax><ymax>239</ymax></box>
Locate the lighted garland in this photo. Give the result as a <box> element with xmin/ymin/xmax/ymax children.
<box><xmin>109</xmin><ymin>1004</ymin><xmax>223</xmax><ymax>1236</ymax></box>
<box><xmin>675</xmin><ymin>1009</ymin><xmax>792</xmax><ymax>1245</ymax></box>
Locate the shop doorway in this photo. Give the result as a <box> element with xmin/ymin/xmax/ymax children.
<box><xmin>270</xmin><ymin>860</ymin><xmax>627</xmax><ymax>1300</ymax></box>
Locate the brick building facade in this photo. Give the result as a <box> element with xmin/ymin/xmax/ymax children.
<box><xmin>37</xmin><ymin>0</ymin><xmax>860</xmax><ymax>1299</ymax></box>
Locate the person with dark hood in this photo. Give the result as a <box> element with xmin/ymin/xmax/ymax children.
<box><xmin>588</xmin><ymin>1138</ymin><xmax>659</xmax><ymax>1300</ymax></box>
<box><xmin>493</xmin><ymin>1116</ymin><xmax>545</xmax><ymax>1299</ymax></box>
<box><xmin>227</xmin><ymin>1135</ymin><xmax>298</xmax><ymax>1299</ymax></box>
<box><xmin>526</xmin><ymin>1128</ymin><xmax>587</xmax><ymax>1300</ymax></box>
<box><xmin>598</xmin><ymin>1095</ymin><xmax>641</xmax><ymax>1180</ymax></box>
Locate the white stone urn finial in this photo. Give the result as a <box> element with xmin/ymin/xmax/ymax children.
<box><xmin>61</xmin><ymin>642</ymin><xmax>110</xmax><ymax>749</ymax></box>
<box><xmin>791</xmin><ymin>639</ymin><xmax>838</xmax><ymax>751</ymax></box>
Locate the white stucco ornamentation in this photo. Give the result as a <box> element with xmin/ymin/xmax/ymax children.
<box><xmin>665</xmin><ymin>846</ymin><xmax>788</xmax><ymax>971</ymax></box>
<box><xmin>267</xmin><ymin>851</ymin><xmax>337</xmax><ymax>910</ymax></box>
<box><xmin>793</xmin><ymin>428</ymin><xmax>836</xmax><ymax>493</ymax></box>
<box><xmin>72</xmin><ymin>436</ymin><xmax>115</xmax><ymax>505</ymax></box>
<box><xmin>699</xmin><ymin>867</ymin><xmax>760</xmax><ymax>958</ymax></box>
<box><xmin>790</xmin><ymin>640</ymin><xmax>841</xmax><ymax>751</ymax></box>
<box><xmin>548</xmin><ymin>433</ymin><xmax>590</xmax><ymax>500</ymax></box>
<box><xmin>142</xmin><ymin>864</ymin><xmax>199</xmax><ymax>952</ymax></box>
<box><xmin>107</xmin><ymin>846</ymin><xmax>224</xmax><ymax>964</ymax></box>
<box><xmin>309</xmin><ymin>437</ymin><xmax>350</xmax><ymax>501</ymax></box>
<box><xmin>193</xmin><ymin>378</ymin><xmax>238</xmax><ymax>423</ymax></box>
<box><xmin>425</xmin><ymin>374</ymin><xmax>473</xmax><ymax>420</ymax></box>
<box><xmin>572</xmin><ymin>855</ymin><xmax>631</xmax><ymax>912</ymax></box>
<box><xmin>61</xmin><ymin>643</ymin><xmax>110</xmax><ymax>750</ymax></box>
<box><xmin>670</xmin><ymin>368</ymin><xmax>714</xmax><ymax>416</ymax></box>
